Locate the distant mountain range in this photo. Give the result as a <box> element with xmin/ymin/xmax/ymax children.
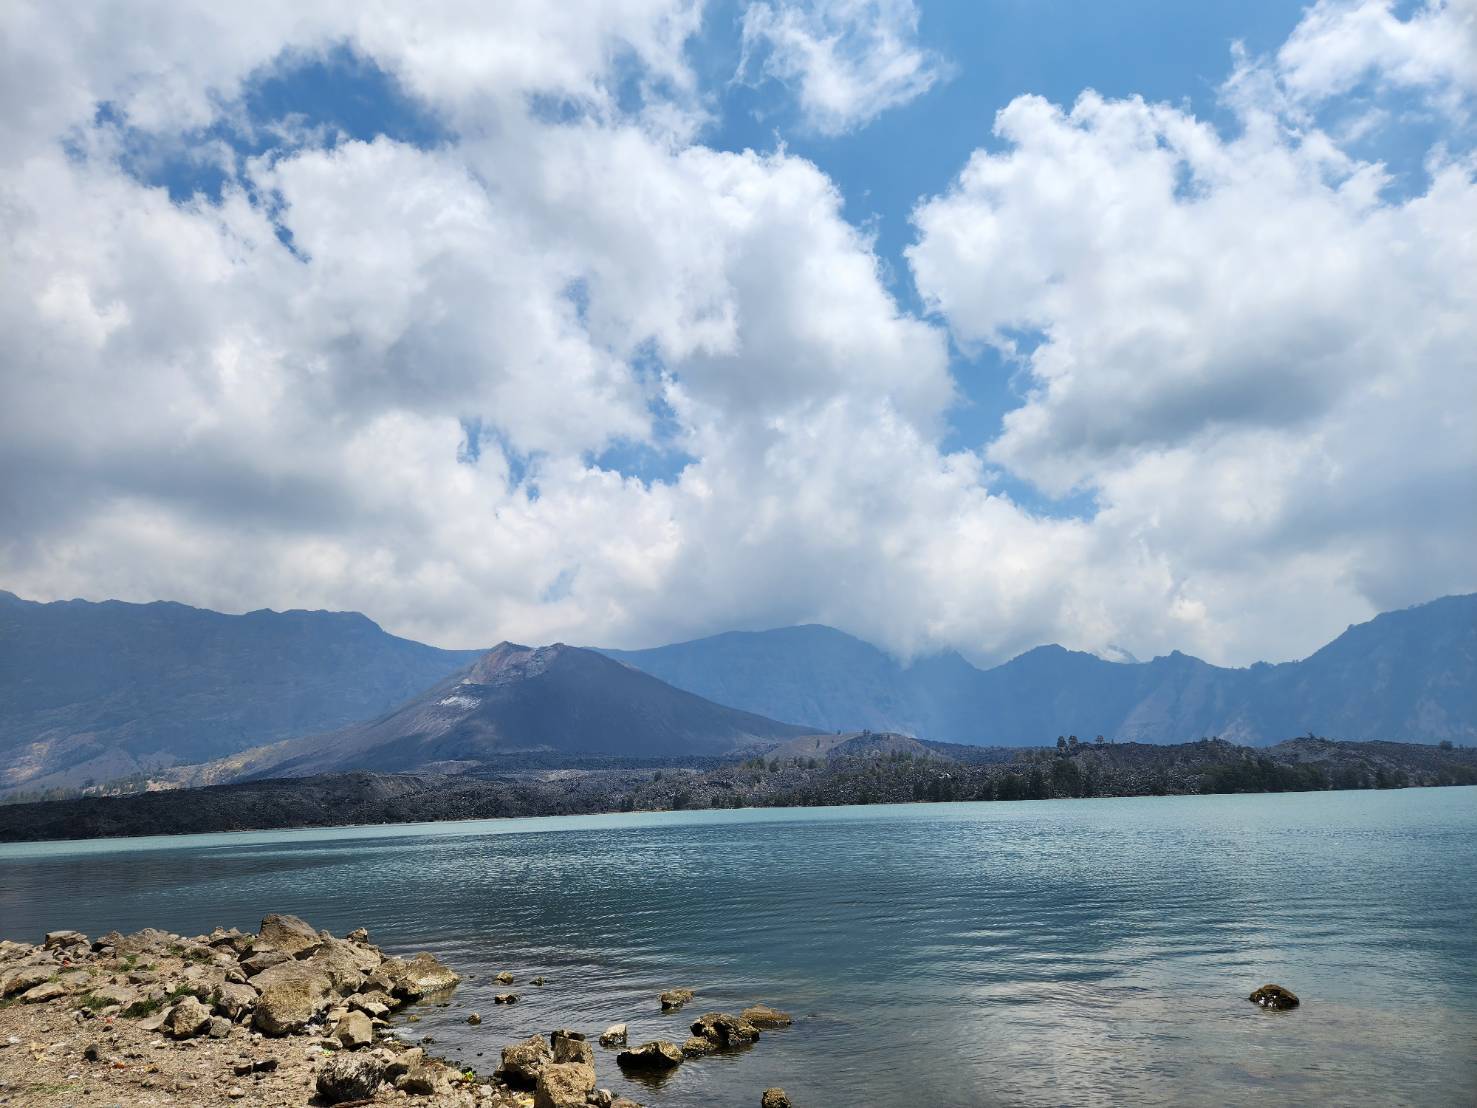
<box><xmin>187</xmin><ymin>642</ymin><xmax>809</xmax><ymax>783</ymax></box>
<box><xmin>1</xmin><ymin>588</ymin><xmax>1472</xmax><ymax>795</ymax></box>
<box><xmin>0</xmin><ymin>591</ymin><xmax>481</xmax><ymax>794</ymax></box>
<box><xmin>600</xmin><ymin>593</ymin><xmax>1477</xmax><ymax>748</ymax></box>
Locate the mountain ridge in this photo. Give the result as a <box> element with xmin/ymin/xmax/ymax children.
<box><xmin>599</xmin><ymin>594</ymin><xmax>1477</xmax><ymax>747</ymax></box>
<box><xmin>186</xmin><ymin>641</ymin><xmax>813</xmax><ymax>784</ymax></box>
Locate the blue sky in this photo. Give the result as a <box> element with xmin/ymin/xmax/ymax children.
<box><xmin>3</xmin><ymin>1</ymin><xmax>1474</xmax><ymax>665</ymax></box>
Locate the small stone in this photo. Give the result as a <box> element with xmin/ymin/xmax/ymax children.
<box><xmin>494</xmin><ymin>992</ymin><xmax>519</xmax><ymax>1004</ymax></box>
<box><xmin>208</xmin><ymin>1016</ymin><xmax>232</xmax><ymax>1038</ymax></box>
<box><xmin>345</xmin><ymin>928</ymin><xmax>370</xmax><ymax>943</ymax></box>
<box><xmin>659</xmin><ymin>988</ymin><xmax>694</xmax><ymax>1011</ymax></box>
<box><xmin>761</xmin><ymin>1088</ymin><xmax>792</xmax><ymax>1108</ymax></box>
<box><xmin>82</xmin><ymin>1042</ymin><xmax>103</xmax><ymax>1062</ymax></box>
<box><xmin>226</xmin><ymin>1086</ymin><xmax>246</xmax><ymax>1099</ymax></box>
<box><xmin>530</xmin><ymin>976</ymin><xmax>546</xmax><ymax>986</ymax></box>
<box><xmin>496</xmin><ymin>971</ymin><xmax>515</xmax><ymax>984</ymax></box>
<box><xmin>467</xmin><ymin>1011</ymin><xmax>482</xmax><ymax>1025</ymax></box>
<box><xmin>598</xmin><ymin>1023</ymin><xmax>627</xmax><ymax>1048</ymax></box>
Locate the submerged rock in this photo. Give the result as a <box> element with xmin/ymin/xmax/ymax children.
<box><xmin>616</xmin><ymin>1040</ymin><xmax>684</xmax><ymax>1070</ymax></box>
<box><xmin>494</xmin><ymin>992</ymin><xmax>519</xmax><ymax>1004</ymax></box>
<box><xmin>761</xmin><ymin>1088</ymin><xmax>792</xmax><ymax>1108</ymax></box>
<box><xmin>1248</xmin><ymin>984</ymin><xmax>1300</xmax><ymax>1010</ymax></box>
<box><xmin>599</xmin><ymin>1023</ymin><xmax>628</xmax><ymax>1047</ymax></box>
<box><xmin>681</xmin><ymin>1035</ymin><xmax>716</xmax><ymax>1058</ymax></box>
<box><xmin>659</xmin><ymin>988</ymin><xmax>694</xmax><ymax>1011</ymax></box>
<box><xmin>690</xmin><ymin>1011</ymin><xmax>760</xmax><ymax>1048</ymax></box>
<box><xmin>741</xmin><ymin>1004</ymin><xmax>793</xmax><ymax>1029</ymax></box>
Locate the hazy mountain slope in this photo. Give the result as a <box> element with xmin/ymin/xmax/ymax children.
<box><xmin>603</xmin><ymin>595</ymin><xmax>1477</xmax><ymax>746</ymax></box>
<box><xmin>0</xmin><ymin>591</ymin><xmax>484</xmax><ymax>793</ymax></box>
<box><xmin>196</xmin><ymin>642</ymin><xmax>814</xmax><ymax>781</ymax></box>
<box><xmin>601</xmin><ymin>624</ymin><xmax>933</xmax><ymax>734</ymax></box>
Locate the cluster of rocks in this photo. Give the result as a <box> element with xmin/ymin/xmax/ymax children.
<box><xmin>611</xmin><ymin>992</ymin><xmax>794</xmax><ymax>1075</ymax></box>
<box><xmin>2</xmin><ymin>920</ymin><xmax>801</xmax><ymax>1107</ymax></box>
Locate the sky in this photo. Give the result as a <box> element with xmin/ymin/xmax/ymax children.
<box><xmin>0</xmin><ymin>1</ymin><xmax>1473</xmax><ymax>667</ymax></box>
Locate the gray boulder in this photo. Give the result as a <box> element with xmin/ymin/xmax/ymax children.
<box><xmin>534</xmin><ymin>1061</ymin><xmax>596</xmax><ymax>1108</ymax></box>
<box><xmin>496</xmin><ymin>1034</ymin><xmax>552</xmax><ymax>1087</ymax></box>
<box><xmin>316</xmin><ymin>1054</ymin><xmax>384</xmax><ymax>1103</ymax></box>
<box><xmin>164</xmin><ymin>995</ymin><xmax>213</xmax><ymax>1039</ymax></box>
<box><xmin>251</xmin><ymin>960</ymin><xmax>334</xmax><ymax>1035</ymax></box>
<box><xmin>257</xmin><ymin>913</ymin><xmax>323</xmax><ymax>959</ymax></box>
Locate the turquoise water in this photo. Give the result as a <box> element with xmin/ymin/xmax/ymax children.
<box><xmin>3</xmin><ymin>788</ymin><xmax>1475</xmax><ymax>1106</ymax></box>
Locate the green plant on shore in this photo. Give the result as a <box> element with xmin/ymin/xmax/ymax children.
<box><xmin>75</xmin><ymin>993</ymin><xmax>114</xmax><ymax>1012</ymax></box>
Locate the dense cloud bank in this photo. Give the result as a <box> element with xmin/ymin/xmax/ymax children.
<box><xmin>1</xmin><ymin>1</ymin><xmax>1473</xmax><ymax>667</ymax></box>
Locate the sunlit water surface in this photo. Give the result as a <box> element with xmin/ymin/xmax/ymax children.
<box><xmin>3</xmin><ymin>788</ymin><xmax>1475</xmax><ymax>1106</ymax></box>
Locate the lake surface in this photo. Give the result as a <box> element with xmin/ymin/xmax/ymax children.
<box><xmin>3</xmin><ymin>788</ymin><xmax>1475</xmax><ymax>1106</ymax></box>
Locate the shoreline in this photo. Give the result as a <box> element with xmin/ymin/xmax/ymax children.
<box><xmin>2</xmin><ymin>777</ymin><xmax>1475</xmax><ymax>851</ymax></box>
<box><xmin>4</xmin><ymin>734</ymin><xmax>1476</xmax><ymax>846</ymax></box>
<box><xmin>0</xmin><ymin>914</ymin><xmax>794</xmax><ymax>1108</ymax></box>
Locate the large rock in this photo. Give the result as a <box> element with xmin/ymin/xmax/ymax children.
<box><xmin>616</xmin><ymin>1041</ymin><xmax>683</xmax><ymax>1070</ymax></box>
<box><xmin>21</xmin><ymin>981</ymin><xmax>68</xmax><ymax>1003</ymax></box>
<box><xmin>334</xmin><ymin>1010</ymin><xmax>375</xmax><ymax>1050</ymax></box>
<box><xmin>214</xmin><ymin>981</ymin><xmax>258</xmax><ymax>1021</ymax></box>
<box><xmin>690</xmin><ymin>1011</ymin><xmax>760</xmax><ymax>1048</ymax></box>
<box><xmin>741</xmin><ymin>1004</ymin><xmax>793</xmax><ymax>1029</ymax></box>
<box><xmin>43</xmin><ymin>930</ymin><xmax>87</xmax><ymax>951</ymax></box>
<box><xmin>552</xmin><ymin>1036</ymin><xmax>594</xmax><ymax>1066</ymax></box>
<box><xmin>251</xmin><ymin>960</ymin><xmax>334</xmax><ymax>1035</ymax></box>
<box><xmin>307</xmin><ymin>940</ymin><xmax>371</xmax><ymax>995</ymax></box>
<box><xmin>375</xmin><ymin>952</ymin><xmax>459</xmax><ymax>1000</ymax></box>
<box><xmin>497</xmin><ymin>1034</ymin><xmax>553</xmax><ymax>1087</ymax></box>
<box><xmin>258</xmin><ymin>914</ymin><xmax>323</xmax><ymax>959</ymax></box>
<box><xmin>1</xmin><ymin>967</ymin><xmax>52</xmax><ymax>996</ymax></box>
<box><xmin>385</xmin><ymin>1046</ymin><xmax>424</xmax><ymax>1078</ymax></box>
<box><xmin>164</xmin><ymin>995</ymin><xmax>213</xmax><ymax>1039</ymax></box>
<box><xmin>316</xmin><ymin>1054</ymin><xmax>385</xmax><ymax>1103</ymax></box>
<box><xmin>761</xmin><ymin>1089</ymin><xmax>792</xmax><ymax>1108</ymax></box>
<box><xmin>534</xmin><ymin>1061</ymin><xmax>597</xmax><ymax>1108</ymax></box>
<box><xmin>1248</xmin><ymin>984</ymin><xmax>1300</xmax><ymax>1010</ymax></box>
<box><xmin>659</xmin><ymin>988</ymin><xmax>694</xmax><ymax>1011</ymax></box>
<box><xmin>399</xmin><ymin>1061</ymin><xmax>457</xmax><ymax>1095</ymax></box>
<box><xmin>681</xmin><ymin>1035</ymin><xmax>716</xmax><ymax>1058</ymax></box>
<box><xmin>241</xmin><ymin>948</ymin><xmax>292</xmax><ymax>976</ymax></box>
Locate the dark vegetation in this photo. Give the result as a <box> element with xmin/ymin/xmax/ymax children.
<box><xmin>2</xmin><ymin>734</ymin><xmax>1471</xmax><ymax>842</ymax></box>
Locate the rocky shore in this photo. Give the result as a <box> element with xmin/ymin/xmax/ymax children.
<box><xmin>0</xmin><ymin>916</ymin><xmax>794</xmax><ymax>1107</ymax></box>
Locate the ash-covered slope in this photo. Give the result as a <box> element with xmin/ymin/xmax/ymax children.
<box><xmin>198</xmin><ymin>641</ymin><xmax>814</xmax><ymax>781</ymax></box>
